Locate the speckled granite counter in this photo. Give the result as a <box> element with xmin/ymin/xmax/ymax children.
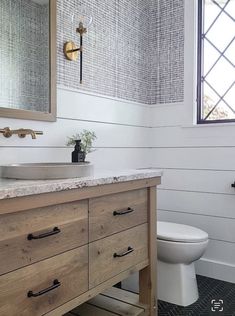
<box><xmin>0</xmin><ymin>169</ymin><xmax>162</xmax><ymax>200</ymax></box>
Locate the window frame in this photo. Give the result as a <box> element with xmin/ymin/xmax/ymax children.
<box><xmin>197</xmin><ymin>0</ymin><xmax>235</xmax><ymax>124</ymax></box>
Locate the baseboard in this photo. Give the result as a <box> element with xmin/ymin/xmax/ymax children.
<box><xmin>196</xmin><ymin>258</ymin><xmax>235</xmax><ymax>283</ymax></box>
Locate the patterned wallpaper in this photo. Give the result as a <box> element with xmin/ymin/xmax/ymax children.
<box><xmin>57</xmin><ymin>0</ymin><xmax>151</xmax><ymax>104</ymax></box>
<box><xmin>0</xmin><ymin>0</ymin><xmax>49</xmax><ymax>112</ymax></box>
<box><xmin>57</xmin><ymin>0</ymin><xmax>185</xmax><ymax>105</ymax></box>
<box><xmin>0</xmin><ymin>0</ymin><xmax>185</xmax><ymax>109</ymax></box>
<box><xmin>155</xmin><ymin>0</ymin><xmax>185</xmax><ymax>104</ymax></box>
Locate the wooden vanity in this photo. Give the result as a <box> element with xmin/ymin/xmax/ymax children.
<box><xmin>0</xmin><ymin>171</ymin><xmax>161</xmax><ymax>316</ymax></box>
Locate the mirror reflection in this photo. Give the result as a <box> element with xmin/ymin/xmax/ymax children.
<box><xmin>0</xmin><ymin>0</ymin><xmax>50</xmax><ymax>113</ymax></box>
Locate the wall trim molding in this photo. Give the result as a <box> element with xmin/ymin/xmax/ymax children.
<box><xmin>148</xmin><ymin>102</ymin><xmax>184</xmax><ymax>108</ymax></box>
<box><xmin>57</xmin><ymin>85</ymin><xmax>152</xmax><ymax>109</ymax></box>
<box><xmin>183</xmin><ymin>0</ymin><xmax>198</xmax><ymax>125</ymax></box>
<box><xmin>196</xmin><ymin>258</ymin><xmax>235</xmax><ymax>283</ymax></box>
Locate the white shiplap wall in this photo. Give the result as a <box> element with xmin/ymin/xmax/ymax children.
<box><xmin>151</xmin><ymin>104</ymin><xmax>235</xmax><ymax>283</ymax></box>
<box><xmin>150</xmin><ymin>1</ymin><xmax>235</xmax><ymax>283</ymax></box>
<box><xmin>0</xmin><ymin>87</ymin><xmax>152</xmax><ymax>170</ymax></box>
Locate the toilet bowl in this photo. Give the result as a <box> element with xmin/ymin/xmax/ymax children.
<box><xmin>121</xmin><ymin>221</ymin><xmax>208</xmax><ymax>306</ymax></box>
<box><xmin>157</xmin><ymin>221</ymin><xmax>208</xmax><ymax>306</ymax></box>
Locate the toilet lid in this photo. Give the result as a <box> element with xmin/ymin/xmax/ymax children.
<box><xmin>157</xmin><ymin>221</ymin><xmax>208</xmax><ymax>243</ymax></box>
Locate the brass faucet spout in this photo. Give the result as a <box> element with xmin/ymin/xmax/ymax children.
<box><xmin>17</xmin><ymin>129</ymin><xmax>35</xmax><ymax>139</ymax></box>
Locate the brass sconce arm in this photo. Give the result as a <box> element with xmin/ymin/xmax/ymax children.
<box><xmin>66</xmin><ymin>47</ymin><xmax>82</xmax><ymax>53</ymax></box>
<box><xmin>0</xmin><ymin>127</ymin><xmax>43</xmax><ymax>139</ymax></box>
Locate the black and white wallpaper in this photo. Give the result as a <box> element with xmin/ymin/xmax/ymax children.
<box><xmin>57</xmin><ymin>0</ymin><xmax>185</xmax><ymax>105</ymax></box>
<box><xmin>0</xmin><ymin>0</ymin><xmax>185</xmax><ymax>108</ymax></box>
<box><xmin>155</xmin><ymin>0</ymin><xmax>184</xmax><ymax>104</ymax></box>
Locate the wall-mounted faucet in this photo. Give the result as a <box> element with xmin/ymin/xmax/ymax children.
<box><xmin>0</xmin><ymin>127</ymin><xmax>43</xmax><ymax>139</ymax></box>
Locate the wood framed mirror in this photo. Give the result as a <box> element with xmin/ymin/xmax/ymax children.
<box><xmin>0</xmin><ymin>0</ymin><xmax>56</xmax><ymax>122</ymax></box>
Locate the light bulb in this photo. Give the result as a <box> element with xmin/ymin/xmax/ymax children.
<box><xmin>71</xmin><ymin>12</ymin><xmax>93</xmax><ymax>30</ymax></box>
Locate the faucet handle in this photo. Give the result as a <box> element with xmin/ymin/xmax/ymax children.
<box><xmin>0</xmin><ymin>127</ymin><xmax>12</xmax><ymax>138</ymax></box>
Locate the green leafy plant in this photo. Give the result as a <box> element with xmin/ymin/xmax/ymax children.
<box><xmin>66</xmin><ymin>130</ymin><xmax>97</xmax><ymax>158</ymax></box>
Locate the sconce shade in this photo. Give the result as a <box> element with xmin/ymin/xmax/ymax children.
<box><xmin>76</xmin><ymin>14</ymin><xmax>93</xmax><ymax>29</ymax></box>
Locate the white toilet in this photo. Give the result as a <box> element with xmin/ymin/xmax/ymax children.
<box><xmin>121</xmin><ymin>221</ymin><xmax>208</xmax><ymax>306</ymax></box>
<box><xmin>157</xmin><ymin>221</ymin><xmax>208</xmax><ymax>306</ymax></box>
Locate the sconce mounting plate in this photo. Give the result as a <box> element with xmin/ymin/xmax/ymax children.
<box><xmin>64</xmin><ymin>41</ymin><xmax>79</xmax><ymax>61</ymax></box>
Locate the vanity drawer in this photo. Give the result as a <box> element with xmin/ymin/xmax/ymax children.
<box><xmin>0</xmin><ymin>200</ymin><xmax>88</xmax><ymax>275</ymax></box>
<box><xmin>89</xmin><ymin>189</ymin><xmax>147</xmax><ymax>241</ymax></box>
<box><xmin>89</xmin><ymin>223</ymin><xmax>148</xmax><ymax>288</ymax></box>
<box><xmin>0</xmin><ymin>246</ymin><xmax>88</xmax><ymax>316</ymax></box>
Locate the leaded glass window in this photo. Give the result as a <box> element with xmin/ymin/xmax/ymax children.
<box><xmin>197</xmin><ymin>0</ymin><xmax>235</xmax><ymax>123</ymax></box>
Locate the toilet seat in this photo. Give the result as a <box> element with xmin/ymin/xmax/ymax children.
<box><xmin>157</xmin><ymin>221</ymin><xmax>208</xmax><ymax>243</ymax></box>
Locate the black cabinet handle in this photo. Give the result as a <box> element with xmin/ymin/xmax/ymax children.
<box><xmin>27</xmin><ymin>227</ymin><xmax>60</xmax><ymax>240</ymax></box>
<box><xmin>27</xmin><ymin>279</ymin><xmax>61</xmax><ymax>298</ymax></box>
<box><xmin>113</xmin><ymin>246</ymin><xmax>134</xmax><ymax>258</ymax></box>
<box><xmin>231</xmin><ymin>182</ymin><xmax>235</xmax><ymax>188</ymax></box>
<box><xmin>113</xmin><ymin>207</ymin><xmax>134</xmax><ymax>216</ymax></box>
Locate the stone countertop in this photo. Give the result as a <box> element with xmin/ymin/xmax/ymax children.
<box><xmin>0</xmin><ymin>168</ymin><xmax>162</xmax><ymax>200</ymax></box>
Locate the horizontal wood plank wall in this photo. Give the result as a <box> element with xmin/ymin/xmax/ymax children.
<box><xmin>0</xmin><ymin>88</ymin><xmax>152</xmax><ymax>171</ymax></box>
<box><xmin>151</xmin><ymin>103</ymin><xmax>235</xmax><ymax>283</ymax></box>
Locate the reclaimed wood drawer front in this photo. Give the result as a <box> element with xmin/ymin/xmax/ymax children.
<box><xmin>89</xmin><ymin>189</ymin><xmax>147</xmax><ymax>241</ymax></box>
<box><xmin>89</xmin><ymin>223</ymin><xmax>148</xmax><ymax>288</ymax></box>
<box><xmin>0</xmin><ymin>200</ymin><xmax>88</xmax><ymax>275</ymax></box>
<box><xmin>0</xmin><ymin>246</ymin><xmax>88</xmax><ymax>316</ymax></box>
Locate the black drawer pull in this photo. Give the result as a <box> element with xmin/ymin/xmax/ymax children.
<box><xmin>113</xmin><ymin>246</ymin><xmax>134</xmax><ymax>258</ymax></box>
<box><xmin>27</xmin><ymin>227</ymin><xmax>60</xmax><ymax>240</ymax></box>
<box><xmin>113</xmin><ymin>207</ymin><xmax>134</xmax><ymax>216</ymax></box>
<box><xmin>27</xmin><ymin>279</ymin><xmax>61</xmax><ymax>298</ymax></box>
<box><xmin>231</xmin><ymin>182</ymin><xmax>235</xmax><ymax>188</ymax></box>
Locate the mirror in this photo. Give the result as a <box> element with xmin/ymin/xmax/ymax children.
<box><xmin>0</xmin><ymin>0</ymin><xmax>56</xmax><ymax>121</ymax></box>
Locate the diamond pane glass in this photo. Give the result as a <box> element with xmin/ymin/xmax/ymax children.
<box><xmin>204</xmin><ymin>0</ymin><xmax>225</xmax><ymax>31</ymax></box>
<box><xmin>225</xmin><ymin>39</ymin><xmax>235</xmax><ymax>66</ymax></box>
<box><xmin>224</xmin><ymin>0</ymin><xmax>235</xmax><ymax>19</ymax></box>
<box><xmin>203</xmin><ymin>40</ymin><xmax>220</xmax><ymax>75</ymax></box>
<box><xmin>207</xmin><ymin>100</ymin><xmax>235</xmax><ymax>120</ymax></box>
<box><xmin>206</xmin><ymin>10</ymin><xmax>235</xmax><ymax>52</ymax></box>
<box><xmin>224</xmin><ymin>85</ymin><xmax>235</xmax><ymax>109</ymax></box>
<box><xmin>205</xmin><ymin>57</ymin><xmax>234</xmax><ymax>95</ymax></box>
<box><xmin>203</xmin><ymin>82</ymin><xmax>220</xmax><ymax>119</ymax></box>
<box><xmin>199</xmin><ymin>0</ymin><xmax>235</xmax><ymax>122</ymax></box>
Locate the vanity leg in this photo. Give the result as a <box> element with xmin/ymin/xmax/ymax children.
<box><xmin>139</xmin><ymin>186</ymin><xmax>157</xmax><ymax>316</ymax></box>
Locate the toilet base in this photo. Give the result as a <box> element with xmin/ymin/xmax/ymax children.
<box><xmin>158</xmin><ymin>259</ymin><xmax>199</xmax><ymax>306</ymax></box>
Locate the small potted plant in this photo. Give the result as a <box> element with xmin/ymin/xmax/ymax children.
<box><xmin>66</xmin><ymin>129</ymin><xmax>97</xmax><ymax>162</ymax></box>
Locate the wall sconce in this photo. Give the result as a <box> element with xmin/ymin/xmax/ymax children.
<box><xmin>64</xmin><ymin>14</ymin><xmax>93</xmax><ymax>84</ymax></box>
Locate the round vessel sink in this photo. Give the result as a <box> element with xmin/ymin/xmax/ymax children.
<box><xmin>1</xmin><ymin>162</ymin><xmax>93</xmax><ymax>180</ymax></box>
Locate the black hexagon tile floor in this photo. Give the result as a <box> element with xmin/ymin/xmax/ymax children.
<box><xmin>158</xmin><ymin>275</ymin><xmax>235</xmax><ymax>316</ymax></box>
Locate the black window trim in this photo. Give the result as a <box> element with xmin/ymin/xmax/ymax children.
<box><xmin>197</xmin><ymin>0</ymin><xmax>235</xmax><ymax>124</ymax></box>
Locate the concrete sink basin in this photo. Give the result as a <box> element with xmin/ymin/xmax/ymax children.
<box><xmin>1</xmin><ymin>162</ymin><xmax>93</xmax><ymax>180</ymax></box>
